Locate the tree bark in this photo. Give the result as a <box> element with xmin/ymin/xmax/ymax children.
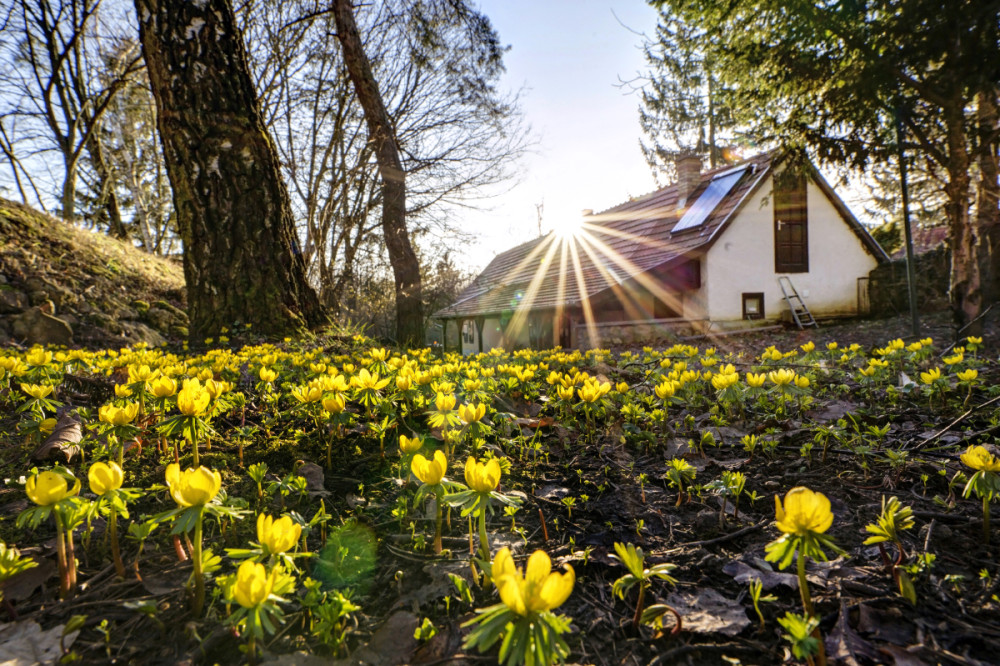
<box><xmin>944</xmin><ymin>102</ymin><xmax>982</xmax><ymax>336</ymax></box>
<box><xmin>133</xmin><ymin>0</ymin><xmax>324</xmax><ymax>339</ymax></box>
<box><xmin>332</xmin><ymin>0</ymin><xmax>424</xmax><ymax>346</ymax></box>
<box><xmin>976</xmin><ymin>89</ymin><xmax>1000</xmax><ymax>306</ymax></box>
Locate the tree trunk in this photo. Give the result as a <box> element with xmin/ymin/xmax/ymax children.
<box><xmin>85</xmin><ymin>133</ymin><xmax>127</xmax><ymax>238</ymax></box>
<box><xmin>332</xmin><ymin>0</ymin><xmax>424</xmax><ymax>346</ymax></box>
<box><xmin>977</xmin><ymin>89</ymin><xmax>1000</xmax><ymax>307</ymax></box>
<box><xmin>944</xmin><ymin>103</ymin><xmax>982</xmax><ymax>336</ymax></box>
<box><xmin>133</xmin><ymin>0</ymin><xmax>323</xmax><ymax>339</ymax></box>
<box><xmin>61</xmin><ymin>151</ymin><xmax>77</xmax><ymax>223</ymax></box>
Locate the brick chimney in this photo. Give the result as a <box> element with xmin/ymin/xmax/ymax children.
<box><xmin>675</xmin><ymin>154</ymin><xmax>703</xmax><ymax>208</ymax></box>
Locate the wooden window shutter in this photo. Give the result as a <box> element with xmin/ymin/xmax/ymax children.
<box><xmin>774</xmin><ymin>172</ymin><xmax>809</xmax><ymax>273</ymax></box>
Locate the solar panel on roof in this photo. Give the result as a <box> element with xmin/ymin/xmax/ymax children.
<box><xmin>672</xmin><ymin>167</ymin><xmax>748</xmax><ymax>233</ymax></box>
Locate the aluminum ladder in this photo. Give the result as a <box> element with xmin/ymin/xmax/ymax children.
<box><xmin>777</xmin><ymin>276</ymin><xmax>818</xmax><ymax>329</ymax></box>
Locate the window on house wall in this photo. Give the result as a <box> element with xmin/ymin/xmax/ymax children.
<box><xmin>742</xmin><ymin>292</ymin><xmax>764</xmax><ymax>320</ymax></box>
<box><xmin>462</xmin><ymin>321</ymin><xmax>475</xmax><ymax>344</ymax></box>
<box><xmin>774</xmin><ymin>171</ymin><xmax>809</xmax><ymax>273</ymax></box>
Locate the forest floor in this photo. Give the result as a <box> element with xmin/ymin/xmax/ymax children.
<box><xmin>0</xmin><ymin>310</ymin><xmax>998</xmax><ymax>666</ymax></box>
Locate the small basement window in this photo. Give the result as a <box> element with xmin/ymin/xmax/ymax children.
<box><xmin>742</xmin><ymin>292</ymin><xmax>764</xmax><ymax>320</ymax></box>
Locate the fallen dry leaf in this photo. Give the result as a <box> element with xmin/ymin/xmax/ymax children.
<box><xmin>30</xmin><ymin>413</ymin><xmax>82</xmax><ymax>463</ymax></box>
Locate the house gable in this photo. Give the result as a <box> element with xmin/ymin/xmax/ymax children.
<box><xmin>697</xmin><ymin>166</ymin><xmax>883</xmax><ymax>322</ymax></box>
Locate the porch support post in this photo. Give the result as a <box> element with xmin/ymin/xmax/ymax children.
<box><xmin>475</xmin><ymin>317</ymin><xmax>485</xmax><ymax>354</ymax></box>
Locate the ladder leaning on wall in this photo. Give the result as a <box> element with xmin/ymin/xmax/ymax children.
<box><xmin>777</xmin><ymin>276</ymin><xmax>818</xmax><ymax>329</ymax></box>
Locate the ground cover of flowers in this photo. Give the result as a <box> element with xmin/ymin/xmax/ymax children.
<box><xmin>0</xmin><ymin>319</ymin><xmax>998</xmax><ymax>665</ymax></box>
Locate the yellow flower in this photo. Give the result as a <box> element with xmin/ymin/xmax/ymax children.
<box><xmin>114</xmin><ymin>384</ymin><xmax>133</xmax><ymax>398</ymax></box>
<box><xmin>411</xmin><ymin>450</ymin><xmax>447</xmax><ymax>485</ymax></box>
<box><xmin>556</xmin><ymin>385</ymin><xmax>575</xmax><ymax>401</ymax></box>
<box><xmin>291</xmin><ymin>384</ymin><xmax>323</xmax><ymax>404</ymax></box>
<box><xmin>259</xmin><ymin>367</ymin><xmax>278</xmax><ymax>383</ymax></box>
<box><xmin>39</xmin><ymin>417</ymin><xmax>57</xmax><ymax>434</ymax></box>
<box><xmin>615</xmin><ymin>381</ymin><xmax>629</xmax><ymax>393</ymax></box>
<box><xmin>351</xmin><ymin>368</ymin><xmax>390</xmax><ymax>392</ymax></box>
<box><xmin>127</xmin><ymin>365</ymin><xmax>159</xmax><ymax>384</ymax></box>
<box><xmin>654</xmin><ymin>380</ymin><xmax>676</xmax><ymax>400</ymax></box>
<box><xmin>957</xmin><ymin>368</ymin><xmax>978</xmax><ymax>382</ymax></box>
<box><xmin>465</xmin><ymin>456</ymin><xmax>501</xmax><ymax>493</ymax></box>
<box><xmin>205</xmin><ymin>379</ymin><xmax>231</xmax><ymax>399</ymax></box>
<box><xmin>960</xmin><ymin>445</ymin><xmax>1000</xmax><ymax>473</ymax></box>
<box><xmin>774</xmin><ymin>487</ymin><xmax>833</xmax><ymax>537</ymax></box>
<box><xmin>711</xmin><ymin>373</ymin><xmax>739</xmax><ymax>390</ymax></box>
<box><xmin>21</xmin><ymin>383</ymin><xmax>53</xmax><ymax>400</ymax></box>
<box><xmin>794</xmin><ymin>375</ymin><xmax>810</xmax><ymax>389</ymax></box>
<box><xmin>768</xmin><ymin>369</ymin><xmax>797</xmax><ymax>387</ymax></box>
<box><xmin>322</xmin><ymin>393</ymin><xmax>345</xmax><ymax>414</ymax></box>
<box><xmin>26</xmin><ymin>470</ymin><xmax>80</xmax><ymax>506</ymax></box>
<box><xmin>165</xmin><ymin>463</ymin><xmax>221</xmax><ymax>507</ymax></box>
<box><xmin>177</xmin><ymin>384</ymin><xmax>210</xmax><ymax>416</ymax></box>
<box><xmin>396</xmin><ymin>375</ymin><xmax>412</xmax><ymax>391</ymax></box>
<box><xmin>491</xmin><ymin>547</ymin><xmax>575</xmax><ymax>616</ymax></box>
<box><xmin>826</xmin><ymin>342</ymin><xmax>838</xmax><ymax>350</ymax></box>
<box><xmin>257</xmin><ymin>513</ymin><xmax>302</xmax><ymax>554</ymax></box>
<box><xmin>745</xmin><ymin>372</ymin><xmax>766</xmax><ymax>388</ymax></box>
<box><xmin>967</xmin><ymin>335</ymin><xmax>982</xmax><ymax>346</ymax></box>
<box><xmin>919</xmin><ymin>367</ymin><xmax>942</xmax><ymax>385</ymax></box>
<box><xmin>577</xmin><ymin>380</ymin><xmax>610</xmax><ymax>403</ymax></box>
<box><xmin>458</xmin><ymin>403</ymin><xmax>486</xmax><ymax>424</ymax></box>
<box><xmin>399</xmin><ymin>434</ymin><xmax>423</xmax><ymax>454</ymax></box>
<box><xmin>232</xmin><ymin>560</ymin><xmax>277</xmax><ymax>609</ymax></box>
<box><xmin>799</xmin><ymin>341</ymin><xmax>814</xmax><ymax>353</ymax></box>
<box><xmin>943</xmin><ymin>354</ymin><xmax>964</xmax><ymax>366</ymax></box>
<box><xmin>25</xmin><ymin>348</ymin><xmax>53</xmax><ymax>367</ymax></box>
<box><xmin>88</xmin><ymin>461</ymin><xmax>124</xmax><ymax>496</ymax></box>
<box><xmin>150</xmin><ymin>376</ymin><xmax>177</xmax><ymax>398</ymax></box>
<box><xmin>99</xmin><ymin>402</ymin><xmax>140</xmax><ymax>426</ymax></box>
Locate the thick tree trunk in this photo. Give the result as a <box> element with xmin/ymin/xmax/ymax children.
<box><xmin>977</xmin><ymin>89</ymin><xmax>1000</xmax><ymax>307</ymax></box>
<box><xmin>332</xmin><ymin>0</ymin><xmax>424</xmax><ymax>346</ymax></box>
<box><xmin>133</xmin><ymin>0</ymin><xmax>323</xmax><ymax>339</ymax></box>
<box><xmin>944</xmin><ymin>104</ymin><xmax>982</xmax><ymax>336</ymax></box>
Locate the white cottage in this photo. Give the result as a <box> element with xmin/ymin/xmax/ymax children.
<box><xmin>435</xmin><ymin>150</ymin><xmax>888</xmax><ymax>353</ymax></box>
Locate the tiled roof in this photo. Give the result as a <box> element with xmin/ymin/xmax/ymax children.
<box><xmin>434</xmin><ymin>150</ymin><xmax>883</xmax><ymax>320</ymax></box>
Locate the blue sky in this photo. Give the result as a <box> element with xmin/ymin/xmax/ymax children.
<box><xmin>462</xmin><ymin>1</ymin><xmax>661</xmax><ymax>269</ymax></box>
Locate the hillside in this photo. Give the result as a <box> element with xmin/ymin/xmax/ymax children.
<box><xmin>0</xmin><ymin>198</ymin><xmax>188</xmax><ymax>348</ymax></box>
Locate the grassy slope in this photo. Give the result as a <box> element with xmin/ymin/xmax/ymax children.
<box><xmin>0</xmin><ymin>198</ymin><xmax>187</xmax><ymax>346</ymax></box>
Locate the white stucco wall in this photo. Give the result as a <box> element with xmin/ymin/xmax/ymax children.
<box><xmin>699</xmin><ymin>172</ymin><xmax>879</xmax><ymax>322</ymax></box>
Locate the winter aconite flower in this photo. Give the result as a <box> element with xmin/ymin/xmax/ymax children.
<box><xmin>774</xmin><ymin>487</ymin><xmax>834</xmax><ymax>537</ymax></box>
<box><xmin>150</xmin><ymin>376</ymin><xmax>177</xmax><ymax>398</ymax></box>
<box><xmin>412</xmin><ymin>451</ymin><xmax>447</xmax><ymax>485</ymax></box>
<box><xmin>233</xmin><ymin>560</ymin><xmax>278</xmax><ymax>609</ymax></box>
<box><xmin>88</xmin><ymin>461</ymin><xmax>124</xmax><ymax>496</ymax></box>
<box><xmin>177</xmin><ymin>384</ymin><xmax>210</xmax><ymax>416</ymax></box>
<box><xmin>165</xmin><ymin>463</ymin><xmax>221</xmax><ymax>507</ymax></box>
<box><xmin>458</xmin><ymin>403</ymin><xmax>486</xmax><ymax>425</ymax></box>
<box><xmin>257</xmin><ymin>514</ymin><xmax>301</xmax><ymax>555</ymax></box>
<box><xmin>26</xmin><ymin>470</ymin><xmax>80</xmax><ymax>506</ymax></box>
<box><xmin>961</xmin><ymin>445</ymin><xmax>1000</xmax><ymax>473</ymax></box>
<box><xmin>492</xmin><ymin>547</ymin><xmax>575</xmax><ymax>616</ymax></box>
<box><xmin>465</xmin><ymin>456</ymin><xmax>501</xmax><ymax>493</ymax></box>
<box><xmin>399</xmin><ymin>434</ymin><xmax>423</xmax><ymax>455</ymax></box>
<box><xmin>99</xmin><ymin>402</ymin><xmax>140</xmax><ymax>426</ymax></box>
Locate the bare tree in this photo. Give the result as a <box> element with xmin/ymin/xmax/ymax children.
<box><xmin>0</xmin><ymin>0</ymin><xmax>141</xmax><ymax>224</ymax></box>
<box><xmin>238</xmin><ymin>0</ymin><xmax>528</xmax><ymax>334</ymax></box>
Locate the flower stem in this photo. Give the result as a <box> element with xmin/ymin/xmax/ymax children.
<box><xmin>796</xmin><ymin>552</ymin><xmax>813</xmax><ymax>615</ymax></box>
<box><xmin>632</xmin><ymin>583</ymin><xmax>646</xmax><ymax>629</ymax></box>
<box><xmin>110</xmin><ymin>511</ymin><xmax>125</xmax><ymax>578</ymax></box>
<box><xmin>433</xmin><ymin>488</ymin><xmax>443</xmax><ymax>555</ymax></box>
<box><xmin>191</xmin><ymin>427</ymin><xmax>200</xmax><ymax>468</ymax></box>
<box><xmin>477</xmin><ymin>507</ymin><xmax>489</xmax><ymax>561</ymax></box>
<box><xmin>191</xmin><ymin>512</ymin><xmax>205</xmax><ymax>616</ymax></box>
<box><xmin>54</xmin><ymin>513</ymin><xmax>69</xmax><ymax>599</ymax></box>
